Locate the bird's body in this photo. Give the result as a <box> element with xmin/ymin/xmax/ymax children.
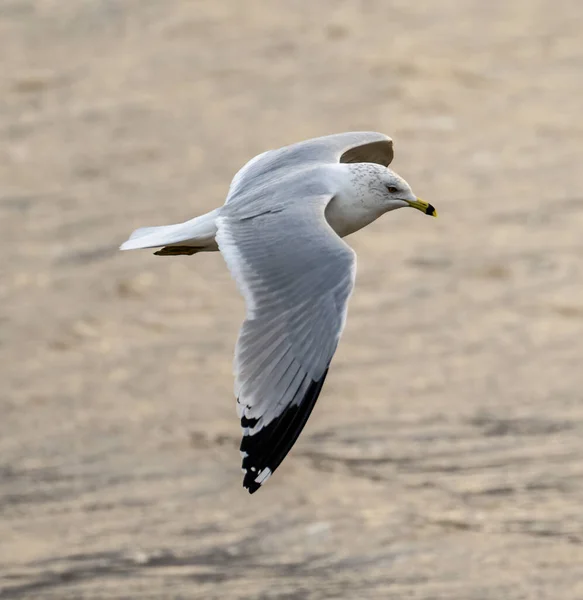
<box><xmin>122</xmin><ymin>162</ymin><xmax>397</xmax><ymax>253</ymax></box>
<box><xmin>120</xmin><ymin>132</ymin><xmax>436</xmax><ymax>493</ymax></box>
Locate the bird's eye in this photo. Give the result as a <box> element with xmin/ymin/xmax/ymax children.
<box><xmin>387</xmin><ymin>186</ymin><xmax>399</xmax><ymax>194</ymax></box>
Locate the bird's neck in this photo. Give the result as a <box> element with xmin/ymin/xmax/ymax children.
<box><xmin>324</xmin><ymin>163</ymin><xmax>386</xmax><ymax>238</ymax></box>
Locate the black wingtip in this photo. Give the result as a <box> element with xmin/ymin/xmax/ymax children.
<box><xmin>241</xmin><ymin>415</ymin><xmax>259</xmax><ymax>429</ymax></box>
<box><xmin>239</xmin><ymin>369</ymin><xmax>329</xmax><ymax>494</ymax></box>
<box><xmin>243</xmin><ymin>475</ymin><xmax>261</xmax><ymax>494</ymax></box>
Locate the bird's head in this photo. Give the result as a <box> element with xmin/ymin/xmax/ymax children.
<box><xmin>380</xmin><ymin>169</ymin><xmax>437</xmax><ymax>217</ymax></box>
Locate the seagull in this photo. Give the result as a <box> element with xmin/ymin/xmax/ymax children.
<box><xmin>120</xmin><ymin>132</ymin><xmax>437</xmax><ymax>493</ymax></box>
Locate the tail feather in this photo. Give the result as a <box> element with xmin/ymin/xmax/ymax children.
<box><xmin>128</xmin><ymin>226</ymin><xmax>164</xmax><ymax>241</ymax></box>
<box><xmin>120</xmin><ymin>224</ymin><xmax>191</xmax><ymax>251</ymax></box>
<box><xmin>120</xmin><ymin>209</ymin><xmax>220</xmax><ymax>252</ymax></box>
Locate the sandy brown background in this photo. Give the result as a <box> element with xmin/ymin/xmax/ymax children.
<box><xmin>2</xmin><ymin>1</ymin><xmax>583</xmax><ymax>598</ymax></box>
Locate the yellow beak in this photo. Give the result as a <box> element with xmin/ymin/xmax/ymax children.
<box><xmin>406</xmin><ymin>198</ymin><xmax>438</xmax><ymax>217</ymax></box>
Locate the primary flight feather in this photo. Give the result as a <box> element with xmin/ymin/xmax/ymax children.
<box><xmin>120</xmin><ymin>132</ymin><xmax>437</xmax><ymax>493</ymax></box>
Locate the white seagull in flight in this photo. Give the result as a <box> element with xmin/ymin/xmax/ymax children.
<box><xmin>121</xmin><ymin>132</ymin><xmax>437</xmax><ymax>493</ymax></box>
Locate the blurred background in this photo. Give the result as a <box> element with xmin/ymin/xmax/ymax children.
<box><xmin>2</xmin><ymin>1</ymin><xmax>583</xmax><ymax>598</ymax></box>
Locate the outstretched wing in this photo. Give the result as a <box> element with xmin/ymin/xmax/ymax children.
<box><xmin>227</xmin><ymin>132</ymin><xmax>393</xmax><ymax>202</ymax></box>
<box><xmin>216</xmin><ymin>195</ymin><xmax>356</xmax><ymax>493</ymax></box>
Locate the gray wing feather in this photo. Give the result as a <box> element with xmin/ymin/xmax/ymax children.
<box><xmin>218</xmin><ymin>195</ymin><xmax>355</xmax><ymax>405</ymax></box>
<box><xmin>227</xmin><ymin>132</ymin><xmax>393</xmax><ymax>207</ymax></box>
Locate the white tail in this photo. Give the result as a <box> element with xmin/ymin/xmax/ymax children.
<box><xmin>120</xmin><ymin>208</ymin><xmax>220</xmax><ymax>252</ymax></box>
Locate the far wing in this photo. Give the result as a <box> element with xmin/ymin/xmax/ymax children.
<box><xmin>292</xmin><ymin>131</ymin><xmax>394</xmax><ymax>166</ymax></box>
<box><xmin>227</xmin><ymin>132</ymin><xmax>393</xmax><ymax>202</ymax></box>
